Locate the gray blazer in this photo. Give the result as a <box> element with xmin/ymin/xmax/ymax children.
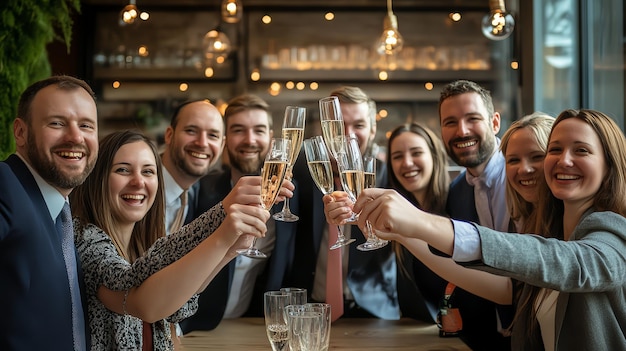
<box><xmin>468</xmin><ymin>210</ymin><xmax>626</xmax><ymax>351</ymax></box>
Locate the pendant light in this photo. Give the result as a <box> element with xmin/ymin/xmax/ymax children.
<box><xmin>119</xmin><ymin>0</ymin><xmax>149</xmax><ymax>26</ymax></box>
<box><xmin>221</xmin><ymin>0</ymin><xmax>243</xmax><ymax>24</ymax></box>
<box><xmin>376</xmin><ymin>0</ymin><xmax>404</xmax><ymax>56</ymax></box>
<box><xmin>481</xmin><ymin>0</ymin><xmax>515</xmax><ymax>40</ymax></box>
<box><xmin>202</xmin><ymin>26</ymin><xmax>232</xmax><ymax>77</ymax></box>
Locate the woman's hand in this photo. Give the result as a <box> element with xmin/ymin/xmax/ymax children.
<box><xmin>322</xmin><ymin>191</ymin><xmax>354</xmax><ymax>225</ymax></box>
<box><xmin>222</xmin><ymin>176</ymin><xmax>263</xmax><ymax>210</ymax></box>
<box><xmin>222</xmin><ymin>203</ymin><xmax>269</xmax><ymax>241</ymax></box>
<box><xmin>354</xmin><ymin>188</ymin><xmax>423</xmax><ymax>238</ymax></box>
<box><xmin>222</xmin><ymin>176</ymin><xmax>294</xmax><ymax>208</ymax></box>
<box><xmin>354</xmin><ymin>188</ymin><xmax>455</xmax><ymax>254</ymax></box>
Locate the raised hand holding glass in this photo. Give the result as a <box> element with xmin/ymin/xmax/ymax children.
<box><xmin>304</xmin><ymin>136</ymin><xmax>355</xmax><ymax>249</ymax></box>
<box><xmin>356</xmin><ymin>156</ymin><xmax>389</xmax><ymax>251</ymax></box>
<box><xmin>237</xmin><ymin>138</ymin><xmax>290</xmax><ymax>258</ymax></box>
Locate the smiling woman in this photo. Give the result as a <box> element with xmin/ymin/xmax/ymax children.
<box><xmin>352</xmin><ymin>109</ymin><xmax>626</xmax><ymax>351</ymax></box>
<box><xmin>69</xmin><ymin>130</ymin><xmax>271</xmax><ymax>350</ymax></box>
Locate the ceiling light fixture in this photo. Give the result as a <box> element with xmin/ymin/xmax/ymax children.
<box><xmin>119</xmin><ymin>0</ymin><xmax>148</xmax><ymax>26</ymax></box>
<box><xmin>221</xmin><ymin>0</ymin><xmax>243</xmax><ymax>23</ymax></box>
<box><xmin>202</xmin><ymin>27</ymin><xmax>232</xmax><ymax>77</ymax></box>
<box><xmin>481</xmin><ymin>0</ymin><xmax>515</xmax><ymax>40</ymax></box>
<box><xmin>376</xmin><ymin>0</ymin><xmax>404</xmax><ymax>56</ymax></box>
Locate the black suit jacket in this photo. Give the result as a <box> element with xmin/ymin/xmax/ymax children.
<box><xmin>0</xmin><ymin>155</ymin><xmax>89</xmax><ymax>350</ymax></box>
<box><xmin>445</xmin><ymin>170</ymin><xmax>512</xmax><ymax>351</ymax></box>
<box><xmin>179</xmin><ymin>167</ymin><xmax>298</xmax><ymax>332</ymax></box>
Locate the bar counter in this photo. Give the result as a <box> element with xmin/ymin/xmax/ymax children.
<box><xmin>180</xmin><ymin>317</ymin><xmax>471</xmax><ymax>350</ymax></box>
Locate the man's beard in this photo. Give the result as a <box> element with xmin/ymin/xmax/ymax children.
<box><xmin>446</xmin><ymin>134</ymin><xmax>496</xmax><ymax>169</ymax></box>
<box><xmin>227</xmin><ymin>147</ymin><xmax>264</xmax><ymax>175</ymax></box>
<box><xmin>170</xmin><ymin>141</ymin><xmax>210</xmax><ymax>178</ymax></box>
<box><xmin>27</xmin><ymin>131</ymin><xmax>95</xmax><ymax>190</ymax></box>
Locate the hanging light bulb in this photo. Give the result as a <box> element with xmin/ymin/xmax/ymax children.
<box><xmin>376</xmin><ymin>0</ymin><xmax>404</xmax><ymax>56</ymax></box>
<box><xmin>221</xmin><ymin>0</ymin><xmax>243</xmax><ymax>24</ymax></box>
<box><xmin>481</xmin><ymin>0</ymin><xmax>515</xmax><ymax>40</ymax></box>
<box><xmin>119</xmin><ymin>0</ymin><xmax>139</xmax><ymax>26</ymax></box>
<box><xmin>203</xmin><ymin>28</ymin><xmax>232</xmax><ymax>70</ymax></box>
<box><xmin>118</xmin><ymin>0</ymin><xmax>148</xmax><ymax>26</ymax></box>
<box><xmin>202</xmin><ymin>27</ymin><xmax>231</xmax><ymax>78</ymax></box>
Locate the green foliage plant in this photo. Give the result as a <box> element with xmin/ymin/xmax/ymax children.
<box><xmin>0</xmin><ymin>0</ymin><xmax>80</xmax><ymax>160</ymax></box>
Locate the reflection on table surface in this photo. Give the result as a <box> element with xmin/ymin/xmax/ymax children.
<box><xmin>180</xmin><ymin>317</ymin><xmax>471</xmax><ymax>350</ymax></box>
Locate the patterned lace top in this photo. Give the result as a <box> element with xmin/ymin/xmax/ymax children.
<box><xmin>75</xmin><ymin>203</ymin><xmax>226</xmax><ymax>350</ymax></box>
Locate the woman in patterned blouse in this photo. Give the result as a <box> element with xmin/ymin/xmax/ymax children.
<box><xmin>71</xmin><ymin>130</ymin><xmax>272</xmax><ymax>350</ymax></box>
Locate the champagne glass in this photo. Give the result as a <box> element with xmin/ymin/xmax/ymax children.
<box><xmin>303</xmin><ymin>136</ymin><xmax>355</xmax><ymax>249</ymax></box>
<box><xmin>356</xmin><ymin>156</ymin><xmax>389</xmax><ymax>251</ymax></box>
<box><xmin>237</xmin><ymin>138</ymin><xmax>291</xmax><ymax>258</ymax></box>
<box><xmin>274</xmin><ymin>106</ymin><xmax>306</xmax><ymax>222</ymax></box>
<box><xmin>319</xmin><ymin>96</ymin><xmax>345</xmax><ymax>159</ymax></box>
<box><xmin>286</xmin><ymin>308</ymin><xmax>322</xmax><ymax>351</ymax></box>
<box><xmin>335</xmin><ymin>134</ymin><xmax>363</xmax><ymax>224</ymax></box>
<box><xmin>280</xmin><ymin>287</ymin><xmax>308</xmax><ymax>306</ymax></box>
<box><xmin>264</xmin><ymin>291</ymin><xmax>292</xmax><ymax>351</ymax></box>
<box><xmin>304</xmin><ymin>303</ymin><xmax>331</xmax><ymax>351</ymax></box>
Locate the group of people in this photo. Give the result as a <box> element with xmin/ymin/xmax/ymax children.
<box><xmin>1</xmin><ymin>75</ymin><xmax>624</xmax><ymax>351</ymax></box>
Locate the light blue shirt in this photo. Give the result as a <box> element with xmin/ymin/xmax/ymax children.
<box><xmin>464</xmin><ymin>140</ymin><xmax>510</xmax><ymax>233</ymax></box>
<box><xmin>451</xmin><ymin>220</ymin><xmax>483</xmax><ymax>262</ymax></box>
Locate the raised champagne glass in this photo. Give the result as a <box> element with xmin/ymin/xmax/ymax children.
<box><xmin>356</xmin><ymin>156</ymin><xmax>389</xmax><ymax>251</ymax></box>
<box><xmin>273</xmin><ymin>106</ymin><xmax>306</xmax><ymax>222</ymax></box>
<box><xmin>318</xmin><ymin>96</ymin><xmax>345</xmax><ymax>159</ymax></box>
<box><xmin>335</xmin><ymin>134</ymin><xmax>363</xmax><ymax>224</ymax></box>
<box><xmin>237</xmin><ymin>138</ymin><xmax>291</xmax><ymax>258</ymax></box>
<box><xmin>303</xmin><ymin>136</ymin><xmax>355</xmax><ymax>249</ymax></box>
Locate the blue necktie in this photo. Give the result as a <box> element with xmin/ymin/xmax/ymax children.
<box><xmin>56</xmin><ymin>202</ymin><xmax>86</xmax><ymax>351</ymax></box>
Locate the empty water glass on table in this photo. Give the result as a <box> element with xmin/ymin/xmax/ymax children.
<box><xmin>280</xmin><ymin>287</ymin><xmax>307</xmax><ymax>306</ymax></box>
<box><xmin>264</xmin><ymin>291</ymin><xmax>292</xmax><ymax>351</ymax></box>
<box><xmin>304</xmin><ymin>303</ymin><xmax>331</xmax><ymax>351</ymax></box>
<box><xmin>285</xmin><ymin>306</ymin><xmax>322</xmax><ymax>351</ymax></box>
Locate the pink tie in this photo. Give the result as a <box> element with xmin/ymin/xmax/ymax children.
<box><xmin>326</xmin><ymin>223</ymin><xmax>344</xmax><ymax>322</ymax></box>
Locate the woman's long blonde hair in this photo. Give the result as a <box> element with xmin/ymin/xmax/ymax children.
<box><xmin>500</xmin><ymin>112</ymin><xmax>554</xmax><ymax>229</ymax></box>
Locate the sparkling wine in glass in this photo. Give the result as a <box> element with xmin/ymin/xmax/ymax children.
<box><xmin>303</xmin><ymin>136</ymin><xmax>355</xmax><ymax>249</ymax></box>
<box><xmin>319</xmin><ymin>96</ymin><xmax>345</xmax><ymax>159</ymax></box>
<box><xmin>356</xmin><ymin>156</ymin><xmax>389</xmax><ymax>251</ymax></box>
<box><xmin>335</xmin><ymin>134</ymin><xmax>363</xmax><ymax>224</ymax></box>
<box><xmin>237</xmin><ymin>138</ymin><xmax>290</xmax><ymax>258</ymax></box>
<box><xmin>274</xmin><ymin>106</ymin><xmax>306</xmax><ymax>222</ymax></box>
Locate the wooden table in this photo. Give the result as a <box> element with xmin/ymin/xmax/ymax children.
<box><xmin>180</xmin><ymin>318</ymin><xmax>471</xmax><ymax>350</ymax></box>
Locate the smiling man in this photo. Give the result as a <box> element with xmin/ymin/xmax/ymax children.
<box><xmin>161</xmin><ymin>99</ymin><xmax>225</xmax><ymax>234</ymax></box>
<box><xmin>438</xmin><ymin>80</ymin><xmax>512</xmax><ymax>351</ymax></box>
<box><xmin>1</xmin><ymin>75</ymin><xmax>97</xmax><ymax>350</ymax></box>
<box><xmin>180</xmin><ymin>94</ymin><xmax>298</xmax><ymax>333</ymax></box>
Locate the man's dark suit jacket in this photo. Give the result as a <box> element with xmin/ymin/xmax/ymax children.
<box><xmin>0</xmin><ymin>155</ymin><xmax>89</xmax><ymax>350</ymax></box>
<box><xmin>179</xmin><ymin>167</ymin><xmax>298</xmax><ymax>333</ymax></box>
<box><xmin>445</xmin><ymin>170</ymin><xmax>512</xmax><ymax>351</ymax></box>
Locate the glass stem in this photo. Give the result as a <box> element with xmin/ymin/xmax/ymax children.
<box><xmin>365</xmin><ymin>220</ymin><xmax>376</xmax><ymax>241</ymax></box>
<box><xmin>281</xmin><ymin>196</ymin><xmax>291</xmax><ymax>214</ymax></box>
